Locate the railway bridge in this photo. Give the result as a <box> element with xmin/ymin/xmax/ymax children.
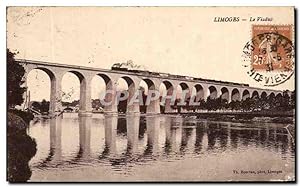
<box><xmin>18</xmin><ymin>59</ymin><xmax>284</xmax><ymax>116</ymax></box>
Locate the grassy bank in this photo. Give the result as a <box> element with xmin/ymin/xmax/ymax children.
<box><xmin>167</xmin><ymin>110</ymin><xmax>295</xmax><ymax>124</ymax></box>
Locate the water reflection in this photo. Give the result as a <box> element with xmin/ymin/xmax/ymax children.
<box><xmin>103</xmin><ymin>115</ymin><xmax>117</xmax><ymax>156</ymax></box>
<box><xmin>126</xmin><ymin>115</ymin><xmax>140</xmax><ymax>155</ymax></box>
<box><xmin>77</xmin><ymin>117</ymin><xmax>91</xmax><ymax>160</ymax></box>
<box><xmin>165</xmin><ymin>117</ymin><xmax>182</xmax><ymax>154</ymax></box>
<box><xmin>38</xmin><ymin>116</ymin><xmax>62</xmax><ymax>167</ymax></box>
<box><xmin>145</xmin><ymin>116</ymin><xmax>160</xmax><ymax>156</ymax></box>
<box><xmin>29</xmin><ymin>114</ymin><xmax>295</xmax><ymax>174</ymax></box>
<box><xmin>50</xmin><ymin>116</ymin><xmax>62</xmax><ymax>161</ymax></box>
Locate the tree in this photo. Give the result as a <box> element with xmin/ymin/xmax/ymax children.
<box><xmin>7</xmin><ymin>49</ymin><xmax>26</xmax><ymax>108</ymax></box>
<box><xmin>206</xmin><ymin>97</ymin><xmax>220</xmax><ymax>111</ymax></box>
<box><xmin>228</xmin><ymin>100</ymin><xmax>241</xmax><ymax>111</ymax></box>
<box><xmin>266</xmin><ymin>95</ymin><xmax>276</xmax><ymax>109</ymax></box>
<box><xmin>31</xmin><ymin>101</ymin><xmax>41</xmax><ymax>111</ymax></box>
<box><xmin>198</xmin><ymin>99</ymin><xmax>206</xmax><ymax>110</ymax></box>
<box><xmin>40</xmin><ymin>99</ymin><xmax>50</xmax><ymax>113</ymax></box>
<box><xmin>241</xmin><ymin>97</ymin><xmax>255</xmax><ymax>111</ymax></box>
<box><xmin>221</xmin><ymin>99</ymin><xmax>230</xmax><ymax>110</ymax></box>
<box><xmin>281</xmin><ymin>91</ymin><xmax>291</xmax><ymax>110</ymax></box>
<box><xmin>259</xmin><ymin>96</ymin><xmax>270</xmax><ymax>110</ymax></box>
<box><xmin>290</xmin><ymin>90</ymin><xmax>295</xmax><ymax>109</ymax></box>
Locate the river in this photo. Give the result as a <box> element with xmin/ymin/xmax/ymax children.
<box><xmin>27</xmin><ymin>113</ymin><xmax>295</xmax><ymax>182</ymax></box>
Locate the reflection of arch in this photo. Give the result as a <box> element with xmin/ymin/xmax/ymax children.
<box><xmin>144</xmin><ymin>116</ymin><xmax>160</xmax><ymax>155</ymax></box>
<box><xmin>221</xmin><ymin>87</ymin><xmax>229</xmax><ymax>101</ymax></box>
<box><xmin>208</xmin><ymin>86</ymin><xmax>217</xmax><ymax>99</ymax></box>
<box><xmin>231</xmin><ymin>88</ymin><xmax>240</xmax><ymax>101</ymax></box>
<box><xmin>102</xmin><ymin>115</ymin><xmax>118</xmax><ymax>156</ymax></box>
<box><xmin>194</xmin><ymin>84</ymin><xmax>204</xmax><ymax>101</ymax></box>
<box><xmin>126</xmin><ymin>115</ymin><xmax>140</xmax><ymax>154</ymax></box>
<box><xmin>180</xmin><ymin>127</ymin><xmax>195</xmax><ymax>153</ymax></box>
<box><xmin>242</xmin><ymin>90</ymin><xmax>250</xmax><ymax>100</ymax></box>
<box><xmin>78</xmin><ymin>116</ymin><xmax>91</xmax><ymax>159</ymax></box>
<box><xmin>35</xmin><ymin>116</ymin><xmax>62</xmax><ymax>167</ymax></box>
<box><xmin>252</xmin><ymin>91</ymin><xmax>259</xmax><ymax>99</ymax></box>
<box><xmin>164</xmin><ymin>116</ymin><xmax>183</xmax><ymax>153</ymax></box>
<box><xmin>261</xmin><ymin>91</ymin><xmax>267</xmax><ymax>98</ymax></box>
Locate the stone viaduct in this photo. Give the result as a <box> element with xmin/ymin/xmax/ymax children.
<box><xmin>18</xmin><ymin>59</ymin><xmax>284</xmax><ymax>116</ymax></box>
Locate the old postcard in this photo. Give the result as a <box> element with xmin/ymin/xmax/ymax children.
<box><xmin>7</xmin><ymin>6</ymin><xmax>295</xmax><ymax>182</ymax></box>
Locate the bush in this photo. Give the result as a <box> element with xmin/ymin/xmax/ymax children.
<box><xmin>7</xmin><ymin>112</ymin><xmax>37</xmax><ymax>182</ymax></box>
<box><xmin>9</xmin><ymin>109</ymin><xmax>34</xmax><ymax>126</ymax></box>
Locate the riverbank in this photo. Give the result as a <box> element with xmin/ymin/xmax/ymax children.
<box><xmin>7</xmin><ymin>112</ymin><xmax>37</xmax><ymax>182</ymax></box>
<box><xmin>167</xmin><ymin>110</ymin><xmax>295</xmax><ymax>124</ymax></box>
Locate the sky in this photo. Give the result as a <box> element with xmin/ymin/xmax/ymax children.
<box><xmin>7</xmin><ymin>7</ymin><xmax>295</xmax><ymax>101</ymax></box>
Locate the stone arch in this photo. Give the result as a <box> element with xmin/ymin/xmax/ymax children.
<box><xmin>231</xmin><ymin>88</ymin><xmax>241</xmax><ymax>101</ymax></box>
<box><xmin>220</xmin><ymin>87</ymin><xmax>229</xmax><ymax>102</ymax></box>
<box><xmin>261</xmin><ymin>91</ymin><xmax>267</xmax><ymax>98</ymax></box>
<box><xmin>252</xmin><ymin>90</ymin><xmax>259</xmax><ymax>99</ymax></box>
<box><xmin>121</xmin><ymin>76</ymin><xmax>135</xmax><ymax>85</ymax></box>
<box><xmin>143</xmin><ymin>78</ymin><xmax>156</xmax><ymax>90</ymax></box>
<box><xmin>118</xmin><ymin>76</ymin><xmax>139</xmax><ymax>114</ymax></box>
<box><xmin>194</xmin><ymin>84</ymin><xmax>205</xmax><ymax>102</ymax></box>
<box><xmin>33</xmin><ymin>67</ymin><xmax>56</xmax><ymax>80</ymax></box>
<box><xmin>92</xmin><ymin>73</ymin><xmax>113</xmax><ymax>96</ymax></box>
<box><xmin>26</xmin><ymin>67</ymin><xmax>58</xmax><ymax>114</ymax></box>
<box><xmin>26</xmin><ymin>67</ymin><xmax>56</xmax><ymax>90</ymax></box>
<box><xmin>160</xmin><ymin>80</ymin><xmax>176</xmax><ymax>113</ymax></box>
<box><xmin>179</xmin><ymin>82</ymin><xmax>189</xmax><ymax>91</ymax></box>
<box><xmin>208</xmin><ymin>86</ymin><xmax>217</xmax><ymax>99</ymax></box>
<box><xmin>275</xmin><ymin>93</ymin><xmax>283</xmax><ymax>103</ymax></box>
<box><xmin>95</xmin><ymin>73</ymin><xmax>112</xmax><ymax>85</ymax></box>
<box><xmin>177</xmin><ymin>82</ymin><xmax>191</xmax><ymax>101</ymax></box>
<box><xmin>242</xmin><ymin>89</ymin><xmax>250</xmax><ymax>100</ymax></box>
<box><xmin>91</xmin><ymin>73</ymin><xmax>114</xmax><ymax>113</ymax></box>
<box><xmin>141</xmin><ymin>78</ymin><xmax>160</xmax><ymax>114</ymax></box>
<box><xmin>62</xmin><ymin>70</ymin><xmax>90</xmax><ymax>113</ymax></box>
<box><xmin>269</xmin><ymin>92</ymin><xmax>275</xmax><ymax>99</ymax></box>
<box><xmin>276</xmin><ymin>93</ymin><xmax>283</xmax><ymax>98</ymax></box>
<box><xmin>162</xmin><ymin>80</ymin><xmax>173</xmax><ymax>90</ymax></box>
<box><xmin>68</xmin><ymin>70</ymin><xmax>85</xmax><ymax>82</ymax></box>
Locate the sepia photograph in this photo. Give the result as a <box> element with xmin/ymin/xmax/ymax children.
<box><xmin>6</xmin><ymin>6</ymin><xmax>295</xmax><ymax>182</ymax></box>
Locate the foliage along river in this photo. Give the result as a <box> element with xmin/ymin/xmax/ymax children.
<box><xmin>27</xmin><ymin>113</ymin><xmax>295</xmax><ymax>182</ymax></box>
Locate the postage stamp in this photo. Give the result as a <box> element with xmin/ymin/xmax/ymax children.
<box><xmin>242</xmin><ymin>25</ymin><xmax>294</xmax><ymax>86</ymax></box>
